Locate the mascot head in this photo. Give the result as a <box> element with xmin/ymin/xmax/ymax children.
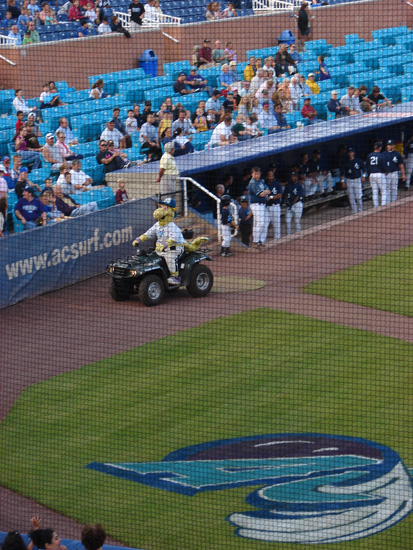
<box><xmin>153</xmin><ymin>197</ymin><xmax>177</xmax><ymax>226</ymax></box>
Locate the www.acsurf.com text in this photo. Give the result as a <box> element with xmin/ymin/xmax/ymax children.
<box><xmin>5</xmin><ymin>226</ymin><xmax>133</xmax><ymax>281</ymax></box>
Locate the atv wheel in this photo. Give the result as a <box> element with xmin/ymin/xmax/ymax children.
<box><xmin>186</xmin><ymin>264</ymin><xmax>213</xmax><ymax>297</ymax></box>
<box><xmin>138</xmin><ymin>274</ymin><xmax>165</xmax><ymax>306</ymax></box>
<box><xmin>110</xmin><ymin>279</ymin><xmax>131</xmax><ymax>301</ymax></box>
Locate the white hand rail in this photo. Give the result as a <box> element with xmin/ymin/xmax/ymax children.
<box><xmin>115</xmin><ymin>10</ymin><xmax>181</xmax><ymax>30</ymax></box>
<box><xmin>252</xmin><ymin>0</ymin><xmax>301</xmax><ymax>12</ymax></box>
<box><xmin>180</xmin><ymin>177</ymin><xmax>221</xmax><ymax>240</ymax></box>
<box><xmin>0</xmin><ymin>34</ymin><xmax>18</xmax><ymax>46</ymax></box>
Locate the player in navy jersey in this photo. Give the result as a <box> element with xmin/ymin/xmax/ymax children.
<box><xmin>340</xmin><ymin>148</ymin><xmax>366</xmax><ymax>214</ymax></box>
<box><xmin>366</xmin><ymin>141</ymin><xmax>387</xmax><ymax>207</ymax></box>
<box><xmin>283</xmin><ymin>171</ymin><xmax>304</xmax><ymax>235</ymax></box>
<box><xmin>382</xmin><ymin>139</ymin><xmax>406</xmax><ymax>202</ymax></box>
<box><xmin>265</xmin><ymin>169</ymin><xmax>283</xmax><ymax>240</ymax></box>
<box><xmin>248</xmin><ymin>166</ymin><xmax>271</xmax><ymax>248</ymax></box>
<box><xmin>403</xmin><ymin>134</ymin><xmax>413</xmax><ymax>189</ymax></box>
<box><xmin>220</xmin><ymin>195</ymin><xmax>238</xmax><ymax>257</ymax></box>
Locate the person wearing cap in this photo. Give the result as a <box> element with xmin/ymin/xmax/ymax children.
<box><xmin>155</xmin><ymin>142</ymin><xmax>180</xmax><ymax>194</ymax></box>
<box><xmin>327</xmin><ymin>90</ymin><xmax>345</xmax><ymax>118</ymax></box>
<box><xmin>228</xmin><ymin>61</ymin><xmax>240</xmax><ymax>83</ymax></box>
<box><xmin>98</xmin><ymin>15</ymin><xmax>112</xmax><ymax>33</ymax></box>
<box><xmin>100</xmin><ymin>120</ymin><xmax>126</xmax><ymax>149</ymax></box>
<box><xmin>173</xmin><ymin>72</ymin><xmax>195</xmax><ymax>96</ymax></box>
<box><xmin>265</xmin><ymin>168</ymin><xmax>283</xmax><ymax>240</ymax></box>
<box><xmin>238</xmin><ymin>195</ymin><xmax>253</xmax><ymax>246</ymax></box>
<box><xmin>339</xmin><ymin>148</ymin><xmax>366</xmax><ymax>214</ymax></box>
<box><xmin>96</xmin><ymin>140</ymin><xmax>132</xmax><ymax>173</ymax></box>
<box><xmin>248</xmin><ymin>166</ymin><xmax>271</xmax><ymax>247</ymax></box>
<box><xmin>382</xmin><ymin>140</ymin><xmax>406</xmax><ymax>203</ymax></box>
<box><xmin>340</xmin><ymin>86</ymin><xmax>362</xmax><ymax>116</ymax></box>
<box><xmin>300</xmin><ymin>97</ymin><xmax>320</xmax><ymax>124</ymax></box>
<box><xmin>42</xmin><ymin>133</ymin><xmax>65</xmax><ymax>170</ymax></box>
<box><xmin>283</xmin><ymin>171</ymin><xmax>304</xmax><ymax>235</ymax></box>
<box><xmin>306</xmin><ymin>73</ymin><xmax>320</xmax><ymax>95</ymax></box>
<box><xmin>14</xmin><ymin>186</ymin><xmax>47</xmax><ymax>229</ymax></box>
<box><xmin>14</xmin><ymin>167</ymin><xmax>42</xmax><ymax>199</ymax></box>
<box><xmin>185</xmin><ymin>67</ymin><xmax>213</xmax><ymax>96</ymax></box>
<box><xmin>212</xmin><ymin>40</ymin><xmax>228</xmax><ymax>65</ymax></box>
<box><xmin>15</xmin><ymin>127</ymin><xmax>43</xmax><ymax>170</ymax></box>
<box><xmin>199</xmin><ymin>39</ymin><xmax>212</xmax><ymax>65</ymax></box>
<box><xmin>1</xmin><ymin>156</ymin><xmax>14</xmax><ymax>189</ymax></box>
<box><xmin>222</xmin><ymin>90</ymin><xmax>236</xmax><ymax>111</ymax></box>
<box><xmin>366</xmin><ymin>141</ymin><xmax>387</xmax><ymax>207</ymax></box>
<box><xmin>0</xmin><ymin>166</ymin><xmax>8</xmax><ymax>199</ymax></box>
<box><xmin>308</xmin><ymin>149</ymin><xmax>334</xmax><ymax>196</ymax></box>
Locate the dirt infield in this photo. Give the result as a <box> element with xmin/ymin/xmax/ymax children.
<box><xmin>1</xmin><ymin>196</ymin><xmax>412</xmax><ymax>538</ymax></box>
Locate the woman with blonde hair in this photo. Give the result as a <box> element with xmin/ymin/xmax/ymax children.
<box><xmin>237</xmin><ymin>95</ymin><xmax>251</xmax><ymax>122</ymax></box>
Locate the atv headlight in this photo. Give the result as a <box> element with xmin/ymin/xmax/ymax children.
<box><xmin>108</xmin><ymin>266</ymin><xmax>114</xmax><ymax>274</ymax></box>
<box><xmin>129</xmin><ymin>270</ymin><xmax>138</xmax><ymax>277</ymax></box>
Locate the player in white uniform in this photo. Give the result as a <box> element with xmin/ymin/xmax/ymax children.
<box><xmin>382</xmin><ymin>139</ymin><xmax>406</xmax><ymax>202</ymax></box>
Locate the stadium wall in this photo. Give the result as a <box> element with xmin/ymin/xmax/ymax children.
<box><xmin>0</xmin><ymin>0</ymin><xmax>407</xmax><ymax>97</ymax></box>
<box><xmin>0</xmin><ymin>198</ymin><xmax>156</xmax><ymax>309</ymax></box>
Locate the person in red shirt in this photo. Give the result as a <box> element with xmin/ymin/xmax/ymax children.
<box><xmin>198</xmin><ymin>39</ymin><xmax>212</xmax><ymax>66</ymax></box>
<box><xmin>69</xmin><ymin>0</ymin><xmax>83</xmax><ymax>20</ymax></box>
<box><xmin>301</xmin><ymin>97</ymin><xmax>320</xmax><ymax>125</ymax></box>
<box><xmin>115</xmin><ymin>178</ymin><xmax>129</xmax><ymax>204</ymax></box>
<box><xmin>15</xmin><ymin>110</ymin><xmax>25</xmax><ymax>136</ymax></box>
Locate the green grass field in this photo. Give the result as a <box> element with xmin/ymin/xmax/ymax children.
<box><xmin>303</xmin><ymin>245</ymin><xmax>413</xmax><ymax>317</ymax></box>
<box><xmin>0</xmin><ymin>309</ymin><xmax>411</xmax><ymax>550</ymax></box>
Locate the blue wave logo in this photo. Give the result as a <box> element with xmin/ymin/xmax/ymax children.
<box><xmin>87</xmin><ymin>434</ymin><xmax>413</xmax><ymax>543</ymax></box>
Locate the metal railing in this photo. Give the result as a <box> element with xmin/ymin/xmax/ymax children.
<box><xmin>0</xmin><ymin>34</ymin><xmax>17</xmax><ymax>46</ymax></box>
<box><xmin>252</xmin><ymin>0</ymin><xmax>301</xmax><ymax>12</ymax></box>
<box><xmin>181</xmin><ymin>177</ymin><xmax>221</xmax><ymax>241</ymax></box>
<box><xmin>114</xmin><ymin>10</ymin><xmax>181</xmax><ymax>30</ymax></box>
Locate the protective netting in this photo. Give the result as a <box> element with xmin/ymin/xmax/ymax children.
<box><xmin>1</xmin><ymin>1</ymin><xmax>412</xmax><ymax>549</ymax></box>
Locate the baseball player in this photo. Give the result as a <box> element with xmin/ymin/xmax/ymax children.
<box><xmin>132</xmin><ymin>197</ymin><xmax>185</xmax><ymax>285</ymax></box>
<box><xmin>283</xmin><ymin>171</ymin><xmax>304</xmax><ymax>235</ymax></box>
<box><xmin>382</xmin><ymin>139</ymin><xmax>406</xmax><ymax>202</ymax></box>
<box><xmin>248</xmin><ymin>166</ymin><xmax>271</xmax><ymax>248</ymax></box>
<box><xmin>220</xmin><ymin>194</ymin><xmax>238</xmax><ymax>257</ymax></box>
<box><xmin>404</xmin><ymin>133</ymin><xmax>413</xmax><ymax>190</ymax></box>
<box><xmin>340</xmin><ymin>147</ymin><xmax>366</xmax><ymax>214</ymax></box>
<box><xmin>308</xmin><ymin>149</ymin><xmax>334</xmax><ymax>196</ymax></box>
<box><xmin>366</xmin><ymin>141</ymin><xmax>387</xmax><ymax>207</ymax></box>
<box><xmin>266</xmin><ymin>170</ymin><xmax>283</xmax><ymax>240</ymax></box>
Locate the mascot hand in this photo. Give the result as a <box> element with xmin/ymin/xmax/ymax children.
<box><xmin>132</xmin><ymin>240</ymin><xmax>140</xmax><ymax>247</ymax></box>
<box><xmin>155</xmin><ymin>242</ymin><xmax>165</xmax><ymax>252</ymax></box>
<box><xmin>166</xmin><ymin>238</ymin><xmax>177</xmax><ymax>247</ymax></box>
<box><xmin>194</xmin><ymin>237</ymin><xmax>209</xmax><ymax>245</ymax></box>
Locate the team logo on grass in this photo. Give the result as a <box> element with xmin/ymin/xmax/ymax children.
<box><xmin>87</xmin><ymin>433</ymin><xmax>413</xmax><ymax>544</ymax></box>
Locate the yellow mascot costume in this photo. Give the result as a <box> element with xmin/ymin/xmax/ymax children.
<box><xmin>132</xmin><ymin>198</ymin><xmax>208</xmax><ymax>285</ymax></box>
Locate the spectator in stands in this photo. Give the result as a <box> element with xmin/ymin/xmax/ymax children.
<box><xmin>244</xmin><ymin>57</ymin><xmax>256</xmax><ymax>82</ymax></box>
<box><xmin>191</xmin><ymin>44</ymin><xmax>202</xmax><ymax>68</ymax></box>
<box><xmin>224</xmin><ymin>41</ymin><xmax>237</xmax><ymax>63</ymax></box>
<box><xmin>100</xmin><ymin>119</ymin><xmax>127</xmax><ymax>149</ymax></box>
<box><xmin>144</xmin><ymin>0</ymin><xmax>157</xmax><ymax>19</ymax></box>
<box><xmin>250</xmin><ymin>68</ymin><xmax>267</xmax><ymax>95</ymax></box>
<box><xmin>212</xmin><ymin>40</ymin><xmax>228</xmax><ymax>65</ymax></box>
<box><xmin>96</xmin><ymin>0</ymin><xmax>112</xmax><ymax>24</ymax></box>
<box><xmin>160</xmin><ymin>127</ymin><xmax>172</xmax><ymax>145</ymax></box>
<box><xmin>56</xmin><ymin>163</ymin><xmax>70</xmax><ymax>185</ymax></box>
<box><xmin>251</xmin><ymin>97</ymin><xmax>262</xmax><ymax>117</ymax></box>
<box><xmin>239</xmin><ymin>80</ymin><xmax>251</xmax><ymax>97</ymax></box>
<box><xmin>357</xmin><ymin>85</ymin><xmax>373</xmax><ymax>112</ymax></box>
<box><xmin>0</xmin><ymin>166</ymin><xmax>8</xmax><ymax>199</ymax></box>
<box><xmin>301</xmin><ymin>97</ymin><xmax>320</xmax><ymax>124</ymax></box>
<box><xmin>60</xmin><ymin>170</ymin><xmax>77</xmax><ymax>195</ymax></box>
<box><xmin>128</xmin><ymin>0</ymin><xmax>145</xmax><ymax>30</ymax></box>
<box><xmin>340</xmin><ymin>86</ymin><xmax>362</xmax><ymax>115</ymax></box>
<box><xmin>7</xmin><ymin>0</ymin><xmax>21</xmax><ymax>20</ymax></box>
<box><xmin>15</xmin><ymin>127</ymin><xmax>42</xmax><ymax>169</ymax></box>
<box><xmin>219</xmin><ymin>64</ymin><xmax>237</xmax><ymax>92</ymax></box>
<box><xmin>210</xmin><ymin>114</ymin><xmax>237</xmax><ymax>147</ymax></box>
<box><xmin>39</xmin><ymin>3</ymin><xmax>57</xmax><ymax>25</ymax></box>
<box><xmin>327</xmin><ymin>90</ymin><xmax>345</xmax><ymax>118</ymax></box>
<box><xmin>154</xmin><ymin>0</ymin><xmax>162</xmax><ymax>16</ymax></box>
<box><xmin>273</xmin><ymin>86</ymin><xmax>292</xmax><ymax>113</ymax></box>
<box><xmin>245</xmin><ymin>114</ymin><xmax>262</xmax><ymax>138</ymax></box>
<box><xmin>70</xmin><ymin>159</ymin><xmax>93</xmax><ymax>191</ymax></box>
<box><xmin>228</xmin><ymin>61</ymin><xmax>241</xmax><ymax>82</ymax></box>
<box><xmin>258</xmin><ymin>102</ymin><xmax>282</xmax><ymax>134</ymax></box>
<box><xmin>39</xmin><ymin>83</ymin><xmax>60</xmax><ymax>109</ymax></box>
<box><xmin>317</xmin><ymin>55</ymin><xmax>331</xmax><ymax>81</ymax></box>
<box><xmin>110</xmin><ymin>15</ymin><xmax>131</xmax><ymax>37</ymax></box>
<box><xmin>139</xmin><ymin>113</ymin><xmax>162</xmax><ymax>161</ymax></box>
<box><xmin>125</xmin><ymin>109</ymin><xmax>138</xmax><ymax>133</ymax></box>
<box><xmin>23</xmin><ymin>30</ymin><xmax>33</xmax><ymax>45</ymax></box>
<box><xmin>289</xmin><ymin>76</ymin><xmax>303</xmax><ymax>109</ymax></box>
<box><xmin>98</xmin><ymin>15</ymin><xmax>111</xmax><ymax>33</ymax></box>
<box><xmin>76</xmin><ymin>18</ymin><xmax>89</xmax><ymax>37</ymax></box>
<box><xmin>56</xmin><ymin>132</ymin><xmax>83</xmax><ymax>162</ymax></box>
<box><xmin>186</xmin><ymin>67</ymin><xmax>212</xmax><ymax>95</ymax></box>
<box><xmin>275</xmin><ymin>43</ymin><xmax>297</xmax><ymax>78</ymax></box>
<box><xmin>15</xmin><ymin>167</ymin><xmax>41</xmax><ymax>198</ymax></box>
<box><xmin>273</xmin><ymin>103</ymin><xmax>290</xmax><ymax>129</ymax></box>
<box><xmin>27</xmin><ymin>20</ymin><xmax>40</xmax><ymax>42</ymax></box>
<box><xmin>17</xmin><ymin>7</ymin><xmax>31</xmax><ymax>34</ymax></box>
<box><xmin>221</xmin><ymin>2</ymin><xmax>237</xmax><ymax>18</ymax></box>
<box><xmin>368</xmin><ymin>86</ymin><xmax>391</xmax><ymax>109</ymax></box>
<box><xmin>15</xmin><ymin>186</ymin><xmax>46</xmax><ymax>229</ymax></box>
<box><xmin>24</xmin><ymin>120</ymin><xmax>42</xmax><ymax>149</ymax></box>
<box><xmin>298</xmin><ymin>74</ymin><xmax>312</xmax><ymax>96</ymax></box>
<box><xmin>90</xmin><ymin>79</ymin><xmax>107</xmax><ymax>99</ymax></box>
<box><xmin>53</xmin><ymin>184</ymin><xmax>98</xmax><ymax>217</ymax></box>
<box><xmin>97</xmin><ymin>140</ymin><xmax>130</xmax><ymax>172</ymax></box>
<box><xmin>69</xmin><ymin>0</ymin><xmax>83</xmax><ymax>20</ymax></box>
<box><xmin>222</xmin><ymin>90</ymin><xmax>236</xmax><ymax>111</ymax></box>
<box><xmin>12</xmin><ymin>89</ymin><xmax>34</xmax><ymax>116</ymax></box>
<box><xmin>1</xmin><ymin>11</ymin><xmax>14</xmax><ymax>32</ymax></box>
<box><xmin>115</xmin><ymin>179</ymin><xmax>129</xmax><ymax>204</ymax></box>
<box><xmin>84</xmin><ymin>3</ymin><xmax>98</xmax><ymax>25</ymax></box>
<box><xmin>193</xmin><ymin>107</ymin><xmax>209</xmax><ymax>132</ymax></box>
<box><xmin>55</xmin><ymin>118</ymin><xmax>78</xmax><ymax>145</ymax></box>
<box><xmin>157</xmin><ymin>109</ymin><xmax>173</xmax><ymax>137</ymax></box>
<box><xmin>297</xmin><ymin>1</ymin><xmax>310</xmax><ymax>49</ymax></box>
<box><xmin>9</xmin><ymin>155</ymin><xmax>22</xmax><ymax>185</ymax></box>
<box><xmin>173</xmin><ymin>72</ymin><xmax>194</xmax><ymax>95</ymax></box>
<box><xmin>1</xmin><ymin>156</ymin><xmax>13</xmax><ymax>189</ymax></box>
<box><xmin>205</xmin><ymin>89</ymin><xmax>222</xmax><ymax>123</ymax></box>
<box><xmin>198</xmin><ymin>38</ymin><xmax>212</xmax><ymax>66</ymax></box>
<box><xmin>173</xmin><ymin>128</ymin><xmax>194</xmax><ymax>156</ymax></box>
<box><xmin>205</xmin><ymin>2</ymin><xmax>217</xmax><ymax>20</ymax></box>
<box><xmin>172</xmin><ymin>110</ymin><xmax>195</xmax><ymax>136</ymax></box>
<box><xmin>288</xmin><ymin>43</ymin><xmax>302</xmax><ymax>64</ymax></box>
<box><xmin>28</xmin><ymin>0</ymin><xmax>41</xmax><ymax>18</ymax></box>
<box><xmin>39</xmin><ymin>189</ymin><xmax>66</xmax><ymax>222</ymax></box>
<box><xmin>42</xmin><ymin>133</ymin><xmax>65</xmax><ymax>170</ymax></box>
<box><xmin>256</xmin><ymin>79</ymin><xmax>276</xmax><ymax>100</ymax></box>
<box><xmin>306</xmin><ymin>73</ymin><xmax>319</xmax><ymax>94</ymax></box>
<box><xmin>237</xmin><ymin>95</ymin><xmax>251</xmax><ymax>122</ymax></box>
<box><xmin>231</xmin><ymin>114</ymin><xmax>253</xmax><ymax>141</ymax></box>
<box><xmin>112</xmin><ymin>107</ymin><xmax>132</xmax><ymax>147</ymax></box>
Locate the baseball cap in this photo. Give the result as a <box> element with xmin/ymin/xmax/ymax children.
<box><xmin>0</xmin><ymin>165</ymin><xmax>4</xmax><ymax>172</ymax></box>
<box><xmin>263</xmin><ymin>102</ymin><xmax>270</xmax><ymax>106</ymax></box>
<box><xmin>227</xmin><ymin>91</ymin><xmax>234</xmax><ymax>95</ymax></box>
<box><xmin>179</xmin><ymin>71</ymin><xmax>186</xmax><ymax>76</ymax></box>
<box><xmin>108</xmin><ymin>119</ymin><xmax>116</xmax><ymax>124</ymax></box>
<box><xmin>387</xmin><ymin>139</ymin><xmax>395</xmax><ymax>145</ymax></box>
<box><xmin>348</xmin><ymin>147</ymin><xmax>354</xmax><ymax>152</ymax></box>
<box><xmin>23</xmin><ymin>185</ymin><xmax>35</xmax><ymax>193</ymax></box>
<box><xmin>204</xmin><ymin>38</ymin><xmax>210</xmax><ymax>43</ymax></box>
<box><xmin>291</xmin><ymin>171</ymin><xmax>298</xmax><ymax>176</ymax></box>
<box><xmin>144</xmin><ymin>100</ymin><xmax>152</xmax><ymax>106</ymax></box>
<box><xmin>190</xmin><ymin>67</ymin><xmax>197</xmax><ymax>71</ymax></box>
<box><xmin>20</xmin><ymin>167</ymin><xmax>29</xmax><ymax>173</ymax></box>
<box><xmin>46</xmin><ymin>132</ymin><xmax>54</xmax><ymax>139</ymax></box>
<box><xmin>331</xmin><ymin>90</ymin><xmax>338</xmax><ymax>95</ymax></box>
<box><xmin>229</xmin><ymin>61</ymin><xmax>236</xmax><ymax>66</ymax></box>
<box><xmin>308</xmin><ymin>72</ymin><xmax>315</xmax><ymax>77</ymax></box>
<box><xmin>212</xmin><ymin>89</ymin><xmax>220</xmax><ymax>96</ymax></box>
<box><xmin>158</xmin><ymin>197</ymin><xmax>176</xmax><ymax>209</ymax></box>
<box><xmin>304</xmin><ymin>97</ymin><xmax>311</xmax><ymax>100</ymax></box>
<box><xmin>1</xmin><ymin>155</ymin><xmax>10</xmax><ymax>162</ymax></box>
<box><xmin>240</xmin><ymin>195</ymin><xmax>248</xmax><ymax>202</ymax></box>
<box><xmin>27</xmin><ymin>112</ymin><xmax>36</xmax><ymax>119</ymax></box>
